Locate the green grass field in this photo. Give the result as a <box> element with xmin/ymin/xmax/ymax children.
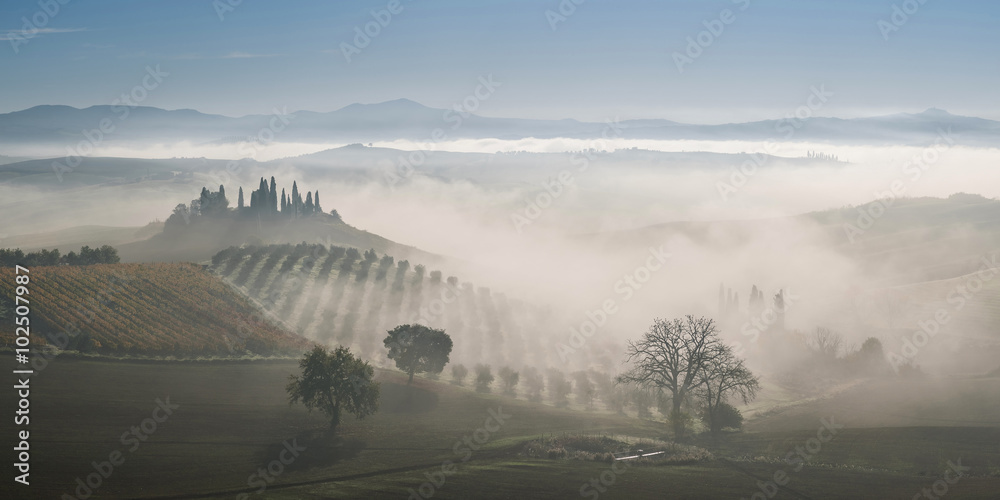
<box><xmin>3</xmin><ymin>358</ymin><xmax>999</xmax><ymax>499</ymax></box>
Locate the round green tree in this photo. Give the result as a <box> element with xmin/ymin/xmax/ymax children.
<box><xmin>383</xmin><ymin>324</ymin><xmax>453</xmax><ymax>384</ymax></box>
<box><xmin>286</xmin><ymin>345</ymin><xmax>380</xmax><ymax>431</ymax></box>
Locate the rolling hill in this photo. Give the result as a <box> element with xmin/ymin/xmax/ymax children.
<box><xmin>2</xmin><ymin>101</ymin><xmax>997</xmax><ymax>149</ymax></box>
<box><xmin>0</xmin><ymin>262</ymin><xmax>310</xmax><ymax>357</ymax></box>
<box><xmin>208</xmin><ymin>243</ymin><xmax>573</xmax><ymax>371</ymax></box>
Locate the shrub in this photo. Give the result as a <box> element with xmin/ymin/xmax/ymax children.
<box><xmin>700</xmin><ymin>402</ymin><xmax>743</xmax><ymax>433</ymax></box>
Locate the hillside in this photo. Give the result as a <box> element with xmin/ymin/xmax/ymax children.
<box><xmin>591</xmin><ymin>195</ymin><xmax>1000</xmax><ymax>287</ymax></box>
<box><xmin>2</xmin><ymin>103</ymin><xmax>998</xmax><ymax>149</ymax></box>
<box><xmin>209</xmin><ymin>243</ymin><xmax>581</xmax><ymax>370</ymax></box>
<box><xmin>0</xmin><ymin>223</ymin><xmax>163</xmax><ymax>251</ymax></box>
<box><xmin>115</xmin><ymin>212</ymin><xmax>438</xmax><ymax>266</ymax></box>
<box><xmin>0</xmin><ymin>263</ymin><xmax>311</xmax><ymax>357</ymax></box>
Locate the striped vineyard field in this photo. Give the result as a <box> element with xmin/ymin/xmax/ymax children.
<box><xmin>211</xmin><ymin>243</ymin><xmax>562</xmax><ymax>369</ymax></box>
<box><xmin>0</xmin><ymin>263</ymin><xmax>312</xmax><ymax>357</ymax></box>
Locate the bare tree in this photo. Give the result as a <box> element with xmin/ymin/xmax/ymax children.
<box><xmin>812</xmin><ymin>327</ymin><xmax>843</xmax><ymax>359</ymax></box>
<box><xmin>617</xmin><ymin>316</ymin><xmax>726</xmax><ymax>438</ymax></box>
<box><xmin>696</xmin><ymin>345</ymin><xmax>759</xmax><ymax>436</ymax></box>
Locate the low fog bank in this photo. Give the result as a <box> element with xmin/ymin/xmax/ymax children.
<box><xmin>269</xmin><ymin>144</ymin><xmax>1000</xmax><ymax>379</ymax></box>
<box><xmin>3</xmin><ymin>140</ymin><xmax>999</xmax><ymax>380</ymax></box>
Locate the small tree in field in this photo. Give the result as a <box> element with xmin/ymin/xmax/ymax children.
<box><xmin>474</xmin><ymin>364</ymin><xmax>494</xmax><ymax>393</ymax></box>
<box><xmin>452</xmin><ymin>364</ymin><xmax>469</xmax><ymax>385</ymax></box>
<box><xmin>547</xmin><ymin>369</ymin><xmax>572</xmax><ymax>408</ymax></box>
<box><xmin>499</xmin><ymin>366</ymin><xmax>520</xmax><ymax>396</ymax></box>
<box><xmin>522</xmin><ymin>366</ymin><xmax>544</xmax><ymax>402</ymax></box>
<box><xmin>286</xmin><ymin>345</ymin><xmax>380</xmax><ymax>432</ymax></box>
<box><xmin>383</xmin><ymin>324</ymin><xmax>453</xmax><ymax>384</ymax></box>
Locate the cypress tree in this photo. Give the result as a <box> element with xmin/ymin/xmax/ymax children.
<box><xmin>291</xmin><ymin>181</ymin><xmax>300</xmax><ymax>217</ymax></box>
<box><xmin>199</xmin><ymin>187</ymin><xmax>210</xmax><ymax>215</ymax></box>
<box><xmin>315</xmin><ymin>191</ymin><xmax>322</xmax><ymax>213</ymax></box>
<box><xmin>269</xmin><ymin>176</ymin><xmax>278</xmax><ymax>213</ymax></box>
<box><xmin>280</xmin><ymin>190</ymin><xmax>287</xmax><ymax>213</ymax></box>
<box><xmin>305</xmin><ymin>191</ymin><xmax>314</xmax><ymax>214</ymax></box>
<box><xmin>237</xmin><ymin>187</ymin><xmax>244</xmax><ymax>209</ymax></box>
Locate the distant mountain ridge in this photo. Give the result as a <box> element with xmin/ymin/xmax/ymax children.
<box><xmin>1</xmin><ymin>100</ymin><xmax>998</xmax><ymax>147</ymax></box>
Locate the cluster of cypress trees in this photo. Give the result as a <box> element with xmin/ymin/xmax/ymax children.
<box><xmin>166</xmin><ymin>177</ymin><xmax>332</xmax><ymax>231</ymax></box>
<box><xmin>239</xmin><ymin>176</ymin><xmax>323</xmax><ymax>218</ymax></box>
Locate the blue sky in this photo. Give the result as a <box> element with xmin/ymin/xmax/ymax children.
<box><xmin>1</xmin><ymin>0</ymin><xmax>997</xmax><ymax>122</ymax></box>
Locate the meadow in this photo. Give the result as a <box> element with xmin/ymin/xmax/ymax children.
<box><xmin>3</xmin><ymin>357</ymin><xmax>998</xmax><ymax>499</ymax></box>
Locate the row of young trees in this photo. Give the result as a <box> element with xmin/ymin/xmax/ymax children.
<box><xmin>0</xmin><ymin>245</ymin><xmax>120</xmax><ymax>267</ymax></box>
<box><xmin>211</xmin><ymin>241</ymin><xmax>551</xmax><ymax>370</ymax></box>
<box><xmin>287</xmin><ymin>316</ymin><xmax>758</xmax><ymax>439</ymax></box>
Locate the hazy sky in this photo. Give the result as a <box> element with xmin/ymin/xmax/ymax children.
<box><xmin>2</xmin><ymin>0</ymin><xmax>997</xmax><ymax>122</ymax></box>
